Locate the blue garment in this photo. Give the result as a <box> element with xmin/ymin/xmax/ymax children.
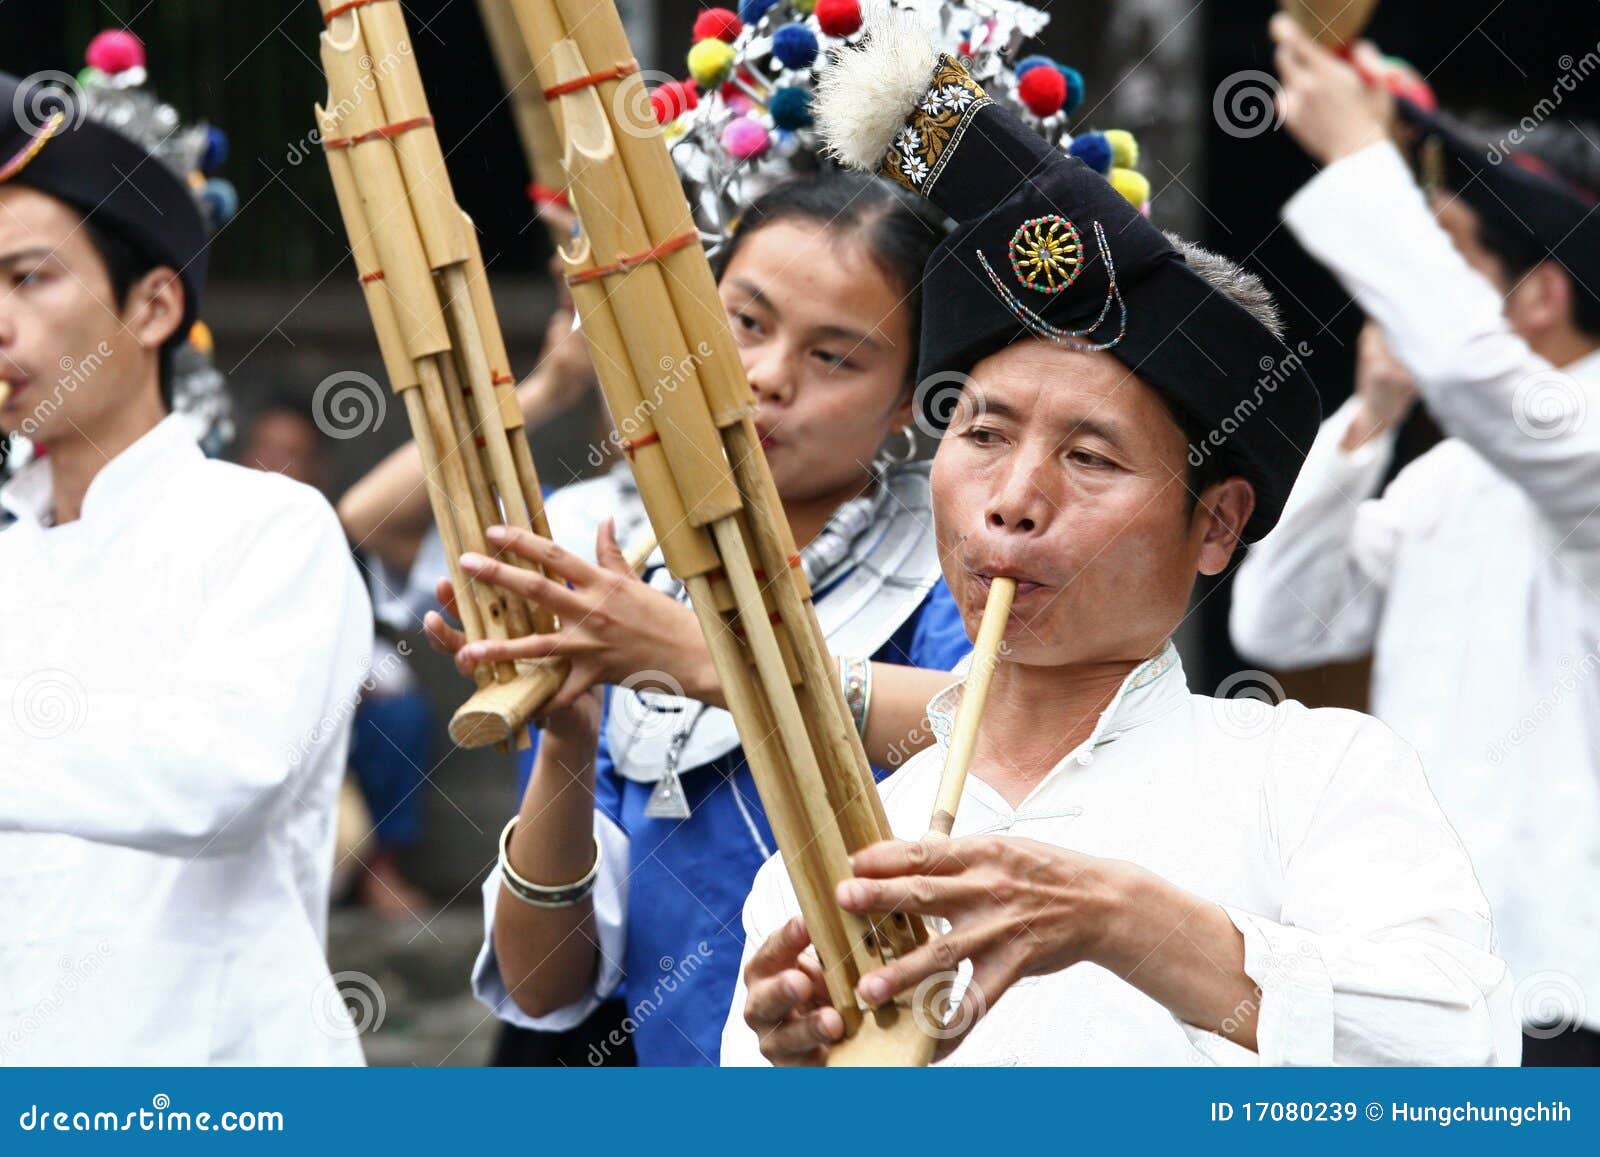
<box><xmin>513</xmin><ymin>576</ymin><xmax>970</xmax><ymax>1066</ymax></box>
<box><xmin>350</xmin><ymin>689</ymin><xmax>433</xmax><ymax>847</ymax></box>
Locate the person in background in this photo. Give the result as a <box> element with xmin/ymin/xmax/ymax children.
<box><xmin>1231</xmin><ymin>15</ymin><xmax>1600</xmax><ymax>1065</ymax></box>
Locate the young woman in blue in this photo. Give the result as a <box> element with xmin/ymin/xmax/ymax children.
<box><xmin>439</xmin><ymin>173</ymin><xmax>974</xmax><ymax>1065</ymax></box>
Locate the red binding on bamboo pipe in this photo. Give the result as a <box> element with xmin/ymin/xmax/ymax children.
<box><xmin>321</xmin><ymin>116</ymin><xmax>435</xmax><ymax>150</ymax></box>
<box><xmin>322</xmin><ymin>0</ymin><xmax>395</xmax><ymax>21</ymax></box>
<box><xmin>620</xmin><ymin>430</ymin><xmax>661</xmax><ymax>459</ymax></box>
<box><xmin>541</xmin><ymin>60</ymin><xmax>639</xmax><ymax>100</ymax></box>
<box><xmin>565</xmin><ymin>231</ymin><xmax>698</xmax><ymax>286</ymax></box>
<box><xmin>359</xmin><ymin>270</ymin><xmax>385</xmax><ymax>283</ymax></box>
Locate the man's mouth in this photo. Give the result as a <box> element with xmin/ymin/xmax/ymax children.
<box><xmin>968</xmin><ymin>567</ymin><xmax>1049</xmax><ymax>601</ymax></box>
<box><xmin>0</xmin><ymin>377</ymin><xmax>28</xmax><ymax>409</ymax></box>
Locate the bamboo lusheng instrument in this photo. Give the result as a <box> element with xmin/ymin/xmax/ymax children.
<box><xmin>476</xmin><ymin>0</ymin><xmax>570</xmax><ymax>250</ymax></box>
<box><xmin>314</xmin><ymin>0</ymin><xmax>564</xmax><ymax>750</ymax></box>
<box><xmin>1279</xmin><ymin>0</ymin><xmax>1381</xmax><ymax>46</ymax></box>
<box><xmin>927</xmin><ymin>578</ymin><xmax>1016</xmax><ymax>840</ymax></box>
<box><xmin>499</xmin><ymin>0</ymin><xmax>938</xmax><ymax>1064</ymax></box>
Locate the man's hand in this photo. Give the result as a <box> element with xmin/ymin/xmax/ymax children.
<box><xmin>1270</xmin><ymin>13</ymin><xmax>1393</xmax><ymax>165</ymax></box>
<box><xmin>741</xmin><ymin>917</ymin><xmax>845</xmax><ymax>1066</ymax></box>
<box><xmin>1343</xmin><ymin>319</ymin><xmax>1419</xmax><ymax>450</ymax></box>
<box><xmin>837</xmin><ymin>836</ymin><xmax>1127</xmax><ymax>1050</ymax></box>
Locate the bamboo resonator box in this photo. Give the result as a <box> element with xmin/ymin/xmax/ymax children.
<box><xmin>314</xmin><ymin>0</ymin><xmax>566</xmax><ymax>750</ymax></box>
<box><xmin>501</xmin><ymin>0</ymin><xmax>940</xmax><ymax>1063</ymax></box>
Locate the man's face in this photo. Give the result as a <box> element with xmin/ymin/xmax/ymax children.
<box><xmin>0</xmin><ymin>186</ymin><xmax>155</xmax><ymax>444</ymax></box>
<box><xmin>241</xmin><ymin>409</ymin><xmax>324</xmax><ymax>487</ymax></box>
<box><xmin>929</xmin><ymin>340</ymin><xmax>1221</xmax><ymax>667</ymax></box>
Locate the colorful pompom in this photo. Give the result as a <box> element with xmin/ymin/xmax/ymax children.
<box><xmin>76</xmin><ymin>66</ymin><xmax>107</xmax><ymax>89</ymax></box>
<box><xmin>201</xmin><ymin>177</ymin><xmax>239</xmax><ymax>224</ymax></box>
<box><xmin>791</xmin><ymin>0</ymin><xmax>817</xmax><ymax>12</ymax></box>
<box><xmin>1110</xmin><ymin>167</ymin><xmax>1151</xmax><ymax>209</ymax></box>
<box><xmin>188</xmin><ymin>320</ymin><xmax>215</xmax><ymax>356</ymax></box>
<box><xmin>688</xmin><ymin>38</ymin><xmax>738</xmax><ymax>87</ymax></box>
<box><xmin>202</xmin><ymin>125</ymin><xmax>229</xmax><ymax>173</ymax></box>
<box><xmin>771</xmin><ymin>23</ymin><xmax>819</xmax><ymax>71</ymax></box>
<box><xmin>1059</xmin><ymin>65</ymin><xmax>1085</xmax><ymax>116</ymax></box>
<box><xmin>1017</xmin><ymin>64</ymin><xmax>1066</xmax><ymax>117</ymax></box>
<box><xmin>691</xmin><ymin>7</ymin><xmax>743</xmax><ymax>43</ymax></box>
<box><xmin>651</xmin><ymin>79</ymin><xmax>699</xmax><ymax>125</ymax></box>
<box><xmin>1013</xmin><ymin>54</ymin><xmax>1053</xmax><ymax>79</ymax></box>
<box><xmin>85</xmin><ymin>29</ymin><xmax>146</xmax><ymax>75</ymax></box>
<box><xmin>722</xmin><ymin>116</ymin><xmax>771</xmax><ymax>160</ymax></box>
<box><xmin>726</xmin><ymin>91</ymin><xmax>755</xmax><ymax>116</ymax></box>
<box><xmin>815</xmin><ymin>0</ymin><xmax>863</xmax><ymax>38</ymax></box>
<box><xmin>1068</xmin><ymin>131</ymin><xmax>1112</xmax><ymax>174</ymax></box>
<box><xmin>768</xmin><ymin>85</ymin><xmax>814</xmax><ymax>130</ymax></box>
<box><xmin>738</xmin><ymin>0</ymin><xmax>779</xmax><ymax>23</ymax></box>
<box><xmin>1103</xmin><ymin>129</ymin><xmax>1138</xmax><ymax>170</ymax></box>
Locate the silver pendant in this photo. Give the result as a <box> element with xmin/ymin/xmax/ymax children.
<box><xmin>644</xmin><ymin>721</ymin><xmax>694</xmax><ymax>820</ymax></box>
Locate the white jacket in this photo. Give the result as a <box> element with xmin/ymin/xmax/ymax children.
<box><xmin>1231</xmin><ymin>141</ymin><xmax>1600</xmax><ymax>1030</ymax></box>
<box><xmin>0</xmin><ymin>415</ymin><xmax>373</xmax><ymax>1064</ymax></box>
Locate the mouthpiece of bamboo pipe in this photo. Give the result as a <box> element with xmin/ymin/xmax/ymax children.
<box><xmin>927</xmin><ymin>577</ymin><xmax>1015</xmax><ymax>839</ymax></box>
<box><xmin>0</xmin><ymin>381</ymin><xmax>11</xmax><ymax>408</ymax></box>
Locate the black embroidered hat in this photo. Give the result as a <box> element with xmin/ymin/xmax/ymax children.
<box><xmin>815</xmin><ymin>32</ymin><xmax>1321</xmax><ymax>542</ymax></box>
<box><xmin>1401</xmin><ymin>100</ymin><xmax>1600</xmax><ymax>312</ymax></box>
<box><xmin>0</xmin><ymin>70</ymin><xmax>208</xmax><ymax>332</ymax></box>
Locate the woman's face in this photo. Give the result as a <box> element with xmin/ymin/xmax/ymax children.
<box><xmin>718</xmin><ymin>219</ymin><xmax>916</xmax><ymax>503</ymax></box>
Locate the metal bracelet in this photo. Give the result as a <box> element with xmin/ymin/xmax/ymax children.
<box><xmin>498</xmin><ymin>816</ymin><xmax>601</xmax><ymax>909</ymax></box>
<box><xmin>839</xmin><ymin>655</ymin><xmax>872</xmax><ymax>740</ymax></box>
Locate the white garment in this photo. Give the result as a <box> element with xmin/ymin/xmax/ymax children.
<box><xmin>721</xmin><ymin>646</ymin><xmax>1519</xmax><ymax>1066</ymax></box>
<box><xmin>1231</xmin><ymin>141</ymin><xmax>1600</xmax><ymax>1030</ymax></box>
<box><xmin>0</xmin><ymin>415</ymin><xmax>374</xmax><ymax>1064</ymax></box>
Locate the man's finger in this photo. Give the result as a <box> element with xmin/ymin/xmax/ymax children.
<box><xmin>849</xmin><ymin>837</ymin><xmax>967</xmax><ymax>879</ymax></box>
<box><xmin>422</xmin><ymin>610</ymin><xmax>466</xmax><ymax>658</ymax></box>
<box><xmin>854</xmin><ymin>922</ymin><xmax>993</xmax><ymax>1009</ymax></box>
<box><xmin>744</xmin><ymin>968</ymin><xmax>814</xmax><ymax>1030</ymax></box>
<box><xmin>757</xmin><ymin>1006</ymin><xmax>845</xmax><ymax>1060</ymax></box>
<box><xmin>744</xmin><ymin>916</ymin><xmax>812</xmax><ymax>982</ymax></box>
<box><xmin>836</xmin><ymin>872</ymin><xmax>981</xmax><ymax>918</ymax></box>
<box><xmin>929</xmin><ymin>958</ymin><xmax>1011</xmax><ymax>1063</ymax></box>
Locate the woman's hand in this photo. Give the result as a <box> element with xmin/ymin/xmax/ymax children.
<box><xmin>441</xmin><ymin>519</ymin><xmax>720</xmax><ymax>710</ymax></box>
<box><xmin>741</xmin><ymin>917</ymin><xmax>845</xmax><ymax>1066</ymax></box>
<box><xmin>1270</xmin><ymin>14</ymin><xmax>1394</xmax><ymax>166</ymax></box>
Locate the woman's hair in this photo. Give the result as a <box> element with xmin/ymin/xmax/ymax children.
<box><xmin>713</xmin><ymin>169</ymin><xmax>950</xmax><ymax>385</ymax></box>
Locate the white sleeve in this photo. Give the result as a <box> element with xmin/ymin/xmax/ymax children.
<box><xmin>470</xmin><ymin>810</ymin><xmax>630</xmax><ymax>1032</ymax></box>
<box><xmin>1285</xmin><ymin>140</ymin><xmax>1600</xmax><ymax>552</ymax></box>
<box><xmin>1230</xmin><ymin>398</ymin><xmax>1405</xmax><ymax>668</ymax></box>
<box><xmin>1194</xmin><ymin>714</ymin><xmax>1519</xmax><ymax>1066</ymax></box>
<box><xmin>719</xmin><ymin>853</ymin><xmax>799</xmax><ymax>1067</ymax></box>
<box><xmin>0</xmin><ymin>496</ymin><xmax>372</xmax><ymax>858</ymax></box>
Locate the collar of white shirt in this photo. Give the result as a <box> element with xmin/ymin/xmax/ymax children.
<box><xmin>1</xmin><ymin>413</ymin><xmax>200</xmax><ymax>528</ymax></box>
<box><xmin>928</xmin><ymin>639</ymin><xmax>1186</xmax><ymax>765</ymax></box>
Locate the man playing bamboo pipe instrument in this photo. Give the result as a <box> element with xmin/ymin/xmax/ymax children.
<box><xmin>721</xmin><ymin>15</ymin><xmax>1519</xmax><ymax>1066</ymax></box>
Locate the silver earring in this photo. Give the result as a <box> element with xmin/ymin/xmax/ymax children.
<box><xmin>873</xmin><ymin>426</ymin><xmax>917</xmax><ymax>474</ymax></box>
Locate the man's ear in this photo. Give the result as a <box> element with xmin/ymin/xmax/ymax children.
<box><xmin>122</xmin><ymin>266</ymin><xmax>186</xmax><ymax>351</ymax></box>
<box><xmin>1192</xmin><ymin>476</ymin><xmax>1255</xmax><ymax>576</ymax></box>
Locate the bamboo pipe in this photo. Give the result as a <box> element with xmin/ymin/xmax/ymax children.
<box><xmin>476</xmin><ymin>0</ymin><xmax>569</xmax><ymax>250</ymax></box>
<box><xmin>927</xmin><ymin>578</ymin><xmax>1015</xmax><ymax>839</ymax></box>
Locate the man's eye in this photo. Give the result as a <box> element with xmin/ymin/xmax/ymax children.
<box><xmin>1068</xmin><ymin>448</ymin><xmax>1112</xmax><ymax>468</ymax></box>
<box><xmin>963</xmin><ymin>426</ymin><xmax>999</xmax><ymax>445</ymax></box>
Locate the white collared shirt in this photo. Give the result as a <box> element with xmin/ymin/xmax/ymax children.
<box><xmin>721</xmin><ymin>647</ymin><xmax>1519</xmax><ymax>1066</ymax></box>
<box><xmin>0</xmin><ymin>415</ymin><xmax>373</xmax><ymax>1064</ymax></box>
<box><xmin>1232</xmin><ymin>141</ymin><xmax>1600</xmax><ymax>1030</ymax></box>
